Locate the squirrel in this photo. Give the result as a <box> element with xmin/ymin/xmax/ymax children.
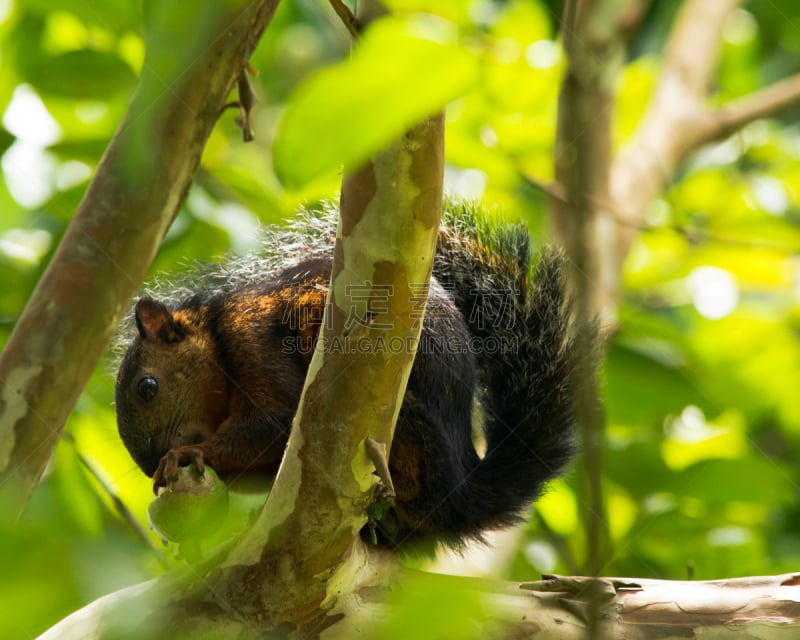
<box><xmin>115</xmin><ymin>202</ymin><xmax>582</xmax><ymax>551</ymax></box>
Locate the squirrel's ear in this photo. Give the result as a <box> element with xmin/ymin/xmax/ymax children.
<box><xmin>134</xmin><ymin>297</ymin><xmax>185</xmax><ymax>343</ymax></box>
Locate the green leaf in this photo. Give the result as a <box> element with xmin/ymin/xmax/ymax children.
<box><xmin>26</xmin><ymin>50</ymin><xmax>136</xmax><ymax>99</ymax></box>
<box><xmin>375</xmin><ymin>572</ymin><xmax>486</xmax><ymax>639</ymax></box>
<box><xmin>605</xmin><ymin>342</ymin><xmax>715</xmax><ymax>425</ymax></box>
<box><xmin>26</xmin><ymin>0</ymin><xmax>141</xmax><ymax>32</ymax></box>
<box><xmin>606</xmin><ymin>442</ymin><xmax>672</xmax><ymax>499</ymax></box>
<box><xmin>274</xmin><ymin>16</ymin><xmax>478</xmax><ymax>189</ymax></box>
<box><xmin>49</xmin><ymin>138</ymin><xmax>112</xmax><ymax>163</ymax></box>
<box><xmin>676</xmin><ymin>458</ymin><xmax>794</xmax><ymax>504</ymax></box>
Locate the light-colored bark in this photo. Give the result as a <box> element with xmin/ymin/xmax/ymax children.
<box><xmin>521</xmin><ymin>573</ymin><xmax>800</xmax><ymax>639</ymax></box>
<box><xmin>187</xmin><ymin>113</ymin><xmax>446</xmax><ymax>634</ymax></box>
<box><xmin>40</xmin><ymin>569</ymin><xmax>800</xmax><ymax>639</ymax></box>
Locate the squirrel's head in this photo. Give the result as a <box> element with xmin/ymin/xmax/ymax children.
<box><xmin>115</xmin><ymin>297</ymin><xmax>230</xmax><ymax>477</ymax></box>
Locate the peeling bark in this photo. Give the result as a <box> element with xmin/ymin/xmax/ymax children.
<box><xmin>40</xmin><ymin>570</ymin><xmax>800</xmax><ymax>639</ymax></box>
<box><xmin>186</xmin><ymin>112</ymin><xmax>446</xmax><ymax>636</ymax></box>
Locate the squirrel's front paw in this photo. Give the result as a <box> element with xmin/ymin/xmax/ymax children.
<box><xmin>153</xmin><ymin>446</ymin><xmax>206</xmax><ymax>494</ymax></box>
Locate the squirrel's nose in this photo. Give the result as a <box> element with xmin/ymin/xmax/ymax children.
<box><xmin>130</xmin><ymin>437</ymin><xmax>163</xmax><ymax>478</ymax></box>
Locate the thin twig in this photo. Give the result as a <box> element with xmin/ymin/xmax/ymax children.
<box><xmin>328</xmin><ymin>0</ymin><xmax>359</xmax><ymax>39</ymax></box>
<box><xmin>555</xmin><ymin>0</ymin><xmax>616</xmax><ymax>592</ymax></box>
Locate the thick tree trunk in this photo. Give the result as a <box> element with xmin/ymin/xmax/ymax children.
<box><xmin>190</xmin><ymin>113</ymin><xmax>446</xmax><ymax>634</ymax></box>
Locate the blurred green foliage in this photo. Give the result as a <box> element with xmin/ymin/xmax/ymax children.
<box><xmin>2</xmin><ymin>0</ymin><xmax>800</xmax><ymax>637</ymax></box>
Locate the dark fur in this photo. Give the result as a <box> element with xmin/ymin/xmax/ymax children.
<box><xmin>115</xmin><ymin>204</ymin><xmax>581</xmax><ymax>551</ymax></box>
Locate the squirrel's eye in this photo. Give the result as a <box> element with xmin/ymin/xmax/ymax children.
<box><xmin>137</xmin><ymin>375</ymin><xmax>159</xmax><ymax>402</ymax></box>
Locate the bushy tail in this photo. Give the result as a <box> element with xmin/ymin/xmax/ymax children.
<box><xmin>432</xmin><ymin>203</ymin><xmax>581</xmax><ymax>536</ymax></box>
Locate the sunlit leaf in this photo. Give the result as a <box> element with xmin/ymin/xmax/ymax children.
<box><xmin>376</xmin><ymin>573</ymin><xmax>486</xmax><ymax>639</ymax></box>
<box><xmin>274</xmin><ymin>16</ymin><xmax>479</xmax><ymax>188</ymax></box>
<box><xmin>661</xmin><ymin>409</ymin><xmax>749</xmax><ymax>470</ymax></box>
<box><xmin>535</xmin><ymin>478</ymin><xmax>577</xmax><ymax>536</ymax></box>
<box><xmin>26</xmin><ymin>0</ymin><xmax>141</xmax><ymax>32</ymax></box>
<box><xmin>606</xmin><ymin>442</ymin><xmax>672</xmax><ymax>499</ymax></box>
<box><xmin>605</xmin><ymin>342</ymin><xmax>716</xmax><ymax>425</ymax></box>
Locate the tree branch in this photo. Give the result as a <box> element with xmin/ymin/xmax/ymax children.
<box><xmin>616</xmin><ymin>0</ymin><xmax>654</xmax><ymax>44</ymax></box>
<box><xmin>41</xmin><ymin>569</ymin><xmax>800</xmax><ymax>639</ymax></box>
<box><xmin>612</xmin><ymin>0</ymin><xmax>742</xmax><ymax>222</ymax></box>
<box><xmin>329</xmin><ymin>0</ymin><xmax>360</xmax><ymax>38</ymax></box>
<box><xmin>606</xmin><ymin>0</ymin><xmax>738</xmax><ymax>319</ymax></box>
<box><xmin>200</xmin><ymin>114</ymin><xmax>446</xmax><ymax>633</ymax></box>
<box><xmin>662</xmin><ymin>0</ymin><xmax>742</xmax><ymax>99</ymax></box>
<box><xmin>605</xmin><ymin>1</ymin><xmax>800</xmax><ymax>325</ymax></box>
<box><xmin>698</xmin><ymin>73</ymin><xmax>800</xmax><ymax>145</ymax></box>
<box><xmin>554</xmin><ymin>0</ymin><xmax>625</xmax><ymax>586</ymax></box>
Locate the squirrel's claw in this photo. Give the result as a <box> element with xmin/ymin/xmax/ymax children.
<box><xmin>153</xmin><ymin>446</ymin><xmax>206</xmax><ymax>494</ymax></box>
<box><xmin>365</xmin><ymin>437</ymin><xmax>395</xmax><ymax>496</ymax></box>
